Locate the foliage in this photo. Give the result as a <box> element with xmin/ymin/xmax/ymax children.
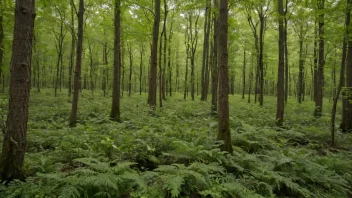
<box><xmin>0</xmin><ymin>90</ymin><xmax>351</xmax><ymax>197</ymax></box>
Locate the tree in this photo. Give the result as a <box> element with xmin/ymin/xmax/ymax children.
<box><xmin>111</xmin><ymin>0</ymin><xmax>121</xmax><ymax>122</ymax></box>
<box><xmin>148</xmin><ymin>0</ymin><xmax>161</xmax><ymax>112</ymax></box>
<box><xmin>314</xmin><ymin>0</ymin><xmax>325</xmax><ymax>118</ymax></box>
<box><xmin>201</xmin><ymin>0</ymin><xmax>211</xmax><ymax>101</ymax></box>
<box><xmin>245</xmin><ymin>0</ymin><xmax>271</xmax><ymax>106</ymax></box>
<box><xmin>276</xmin><ymin>0</ymin><xmax>285</xmax><ymax>126</ymax></box>
<box><xmin>0</xmin><ymin>0</ymin><xmax>35</xmax><ymax>181</ymax></box>
<box><xmin>341</xmin><ymin>0</ymin><xmax>352</xmax><ymax>132</ymax></box>
<box><xmin>217</xmin><ymin>0</ymin><xmax>232</xmax><ymax>153</ymax></box>
<box><xmin>332</xmin><ymin>0</ymin><xmax>350</xmax><ymax>145</ymax></box>
<box><xmin>0</xmin><ymin>0</ymin><xmax>3</xmax><ymax>92</ymax></box>
<box><xmin>69</xmin><ymin>0</ymin><xmax>84</xmax><ymax>127</ymax></box>
<box><xmin>211</xmin><ymin>0</ymin><xmax>219</xmax><ymax>112</ymax></box>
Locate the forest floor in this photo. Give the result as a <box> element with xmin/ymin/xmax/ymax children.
<box><xmin>0</xmin><ymin>89</ymin><xmax>352</xmax><ymax>198</ymax></box>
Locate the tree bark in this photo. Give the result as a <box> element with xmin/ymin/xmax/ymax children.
<box><xmin>242</xmin><ymin>49</ymin><xmax>246</xmax><ymax>99</ymax></box>
<box><xmin>140</xmin><ymin>45</ymin><xmax>144</xmax><ymax>95</ymax></box>
<box><xmin>276</xmin><ymin>0</ymin><xmax>285</xmax><ymax>126</ymax></box>
<box><xmin>201</xmin><ymin>0</ymin><xmax>211</xmax><ymax>101</ymax></box>
<box><xmin>284</xmin><ymin>1</ymin><xmax>289</xmax><ymax>103</ymax></box>
<box><xmin>341</xmin><ymin>0</ymin><xmax>352</xmax><ymax>132</ymax></box>
<box><xmin>127</xmin><ymin>43</ymin><xmax>133</xmax><ymax>97</ymax></box>
<box><xmin>333</xmin><ymin>0</ymin><xmax>350</xmax><ymax>144</ymax></box>
<box><xmin>69</xmin><ymin>0</ymin><xmax>84</xmax><ymax>127</ymax></box>
<box><xmin>148</xmin><ymin>0</ymin><xmax>160</xmax><ymax>112</ymax></box>
<box><xmin>217</xmin><ymin>0</ymin><xmax>232</xmax><ymax>154</ymax></box>
<box><xmin>314</xmin><ymin>0</ymin><xmax>325</xmax><ymax>118</ymax></box>
<box><xmin>110</xmin><ymin>0</ymin><xmax>121</xmax><ymax>121</ymax></box>
<box><xmin>0</xmin><ymin>0</ymin><xmax>35</xmax><ymax>181</ymax></box>
<box><xmin>298</xmin><ymin>24</ymin><xmax>304</xmax><ymax>104</ymax></box>
<box><xmin>68</xmin><ymin>0</ymin><xmax>75</xmax><ymax>97</ymax></box>
<box><xmin>211</xmin><ymin>0</ymin><xmax>219</xmax><ymax>112</ymax></box>
<box><xmin>0</xmin><ymin>2</ymin><xmax>3</xmax><ymax>93</ymax></box>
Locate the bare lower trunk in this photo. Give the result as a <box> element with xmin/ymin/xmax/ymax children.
<box><xmin>0</xmin><ymin>0</ymin><xmax>35</xmax><ymax>181</ymax></box>
<box><xmin>217</xmin><ymin>0</ymin><xmax>232</xmax><ymax>153</ymax></box>
<box><xmin>69</xmin><ymin>0</ymin><xmax>84</xmax><ymax>127</ymax></box>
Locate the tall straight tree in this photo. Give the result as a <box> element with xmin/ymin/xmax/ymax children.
<box><xmin>332</xmin><ymin>0</ymin><xmax>350</xmax><ymax>145</ymax></box>
<box><xmin>0</xmin><ymin>0</ymin><xmax>3</xmax><ymax>91</ymax></box>
<box><xmin>0</xmin><ymin>0</ymin><xmax>35</xmax><ymax>181</ymax></box>
<box><xmin>111</xmin><ymin>0</ymin><xmax>121</xmax><ymax>121</ymax></box>
<box><xmin>201</xmin><ymin>0</ymin><xmax>211</xmax><ymax>101</ymax></box>
<box><xmin>314</xmin><ymin>0</ymin><xmax>325</xmax><ymax>118</ymax></box>
<box><xmin>211</xmin><ymin>0</ymin><xmax>219</xmax><ymax>112</ymax></box>
<box><xmin>217</xmin><ymin>0</ymin><xmax>232</xmax><ymax>153</ymax></box>
<box><xmin>69</xmin><ymin>0</ymin><xmax>84</xmax><ymax>127</ymax></box>
<box><xmin>148</xmin><ymin>0</ymin><xmax>161</xmax><ymax>112</ymax></box>
<box><xmin>341</xmin><ymin>0</ymin><xmax>352</xmax><ymax>132</ymax></box>
<box><xmin>276</xmin><ymin>0</ymin><xmax>285</xmax><ymax>126</ymax></box>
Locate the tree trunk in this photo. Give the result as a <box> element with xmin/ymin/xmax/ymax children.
<box><xmin>314</xmin><ymin>0</ymin><xmax>325</xmax><ymax>118</ymax></box>
<box><xmin>211</xmin><ymin>0</ymin><xmax>219</xmax><ymax>112</ymax></box>
<box><xmin>189</xmin><ymin>13</ymin><xmax>199</xmax><ymax>101</ymax></box>
<box><xmin>242</xmin><ymin>49</ymin><xmax>246</xmax><ymax>99</ymax></box>
<box><xmin>148</xmin><ymin>0</ymin><xmax>160</xmax><ymax>112</ymax></box>
<box><xmin>128</xmin><ymin>43</ymin><xmax>132</xmax><ymax>97</ymax></box>
<box><xmin>184</xmin><ymin>27</ymin><xmax>190</xmax><ymax>100</ymax></box>
<box><xmin>284</xmin><ymin>2</ymin><xmax>289</xmax><ymax>103</ymax></box>
<box><xmin>68</xmin><ymin>0</ymin><xmax>75</xmax><ymax>97</ymax></box>
<box><xmin>276</xmin><ymin>0</ymin><xmax>285</xmax><ymax>127</ymax></box>
<box><xmin>168</xmin><ymin>24</ymin><xmax>173</xmax><ymax>97</ymax></box>
<box><xmin>158</xmin><ymin>26</ymin><xmax>163</xmax><ymax>107</ymax></box>
<box><xmin>248</xmin><ymin>50</ymin><xmax>254</xmax><ymax>103</ymax></box>
<box><xmin>69</xmin><ymin>0</ymin><xmax>84</xmax><ymax>127</ymax></box>
<box><xmin>333</xmin><ymin>0</ymin><xmax>350</xmax><ymax>144</ymax></box>
<box><xmin>110</xmin><ymin>0</ymin><xmax>121</xmax><ymax>121</ymax></box>
<box><xmin>0</xmin><ymin>3</ymin><xmax>3</xmax><ymax>93</ymax></box>
<box><xmin>217</xmin><ymin>0</ymin><xmax>232</xmax><ymax>154</ymax></box>
<box><xmin>201</xmin><ymin>0</ymin><xmax>211</xmax><ymax>101</ymax></box>
<box><xmin>341</xmin><ymin>0</ymin><xmax>352</xmax><ymax>132</ymax></box>
<box><xmin>0</xmin><ymin>0</ymin><xmax>35</xmax><ymax>181</ymax></box>
<box><xmin>298</xmin><ymin>25</ymin><xmax>304</xmax><ymax>104</ymax></box>
<box><xmin>140</xmin><ymin>45</ymin><xmax>144</xmax><ymax>95</ymax></box>
<box><xmin>162</xmin><ymin>0</ymin><xmax>168</xmax><ymax>101</ymax></box>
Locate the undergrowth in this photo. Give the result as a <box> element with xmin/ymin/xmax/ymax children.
<box><xmin>0</xmin><ymin>89</ymin><xmax>351</xmax><ymax>198</ymax></box>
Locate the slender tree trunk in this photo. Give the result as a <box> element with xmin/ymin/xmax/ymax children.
<box><xmin>140</xmin><ymin>45</ymin><xmax>144</xmax><ymax>95</ymax></box>
<box><xmin>88</xmin><ymin>40</ymin><xmax>94</xmax><ymax>96</ymax></box>
<box><xmin>201</xmin><ymin>0</ymin><xmax>211</xmax><ymax>101</ymax></box>
<box><xmin>69</xmin><ymin>0</ymin><xmax>84</xmax><ymax>127</ymax></box>
<box><xmin>159</xmin><ymin>27</ymin><xmax>164</xmax><ymax>107</ymax></box>
<box><xmin>68</xmin><ymin>0</ymin><xmax>75</xmax><ymax>97</ymax></box>
<box><xmin>276</xmin><ymin>0</ymin><xmax>285</xmax><ymax>126</ymax></box>
<box><xmin>162</xmin><ymin>0</ymin><xmax>168</xmax><ymax>101</ymax></box>
<box><xmin>284</xmin><ymin>2</ymin><xmax>289</xmax><ymax>103</ymax></box>
<box><xmin>128</xmin><ymin>44</ymin><xmax>132</xmax><ymax>97</ymax></box>
<box><xmin>242</xmin><ymin>49</ymin><xmax>246</xmax><ymax>99</ymax></box>
<box><xmin>211</xmin><ymin>0</ymin><xmax>219</xmax><ymax>111</ymax></box>
<box><xmin>0</xmin><ymin>0</ymin><xmax>35</xmax><ymax>181</ymax></box>
<box><xmin>248</xmin><ymin>50</ymin><xmax>254</xmax><ymax>103</ymax></box>
<box><xmin>110</xmin><ymin>0</ymin><xmax>121</xmax><ymax>121</ymax></box>
<box><xmin>184</xmin><ymin>22</ymin><xmax>190</xmax><ymax>100</ymax></box>
<box><xmin>333</xmin><ymin>0</ymin><xmax>350</xmax><ymax>144</ymax></box>
<box><xmin>168</xmin><ymin>25</ymin><xmax>173</xmax><ymax>97</ymax></box>
<box><xmin>148</xmin><ymin>0</ymin><xmax>160</xmax><ymax>112</ymax></box>
<box><xmin>190</xmin><ymin>13</ymin><xmax>199</xmax><ymax>101</ymax></box>
<box><xmin>314</xmin><ymin>0</ymin><xmax>325</xmax><ymax>118</ymax></box>
<box><xmin>0</xmin><ymin>2</ymin><xmax>3</xmax><ymax>93</ymax></box>
<box><xmin>259</xmin><ymin>14</ymin><xmax>265</xmax><ymax>106</ymax></box>
<box><xmin>298</xmin><ymin>25</ymin><xmax>304</xmax><ymax>104</ymax></box>
<box><xmin>217</xmin><ymin>0</ymin><xmax>232</xmax><ymax>153</ymax></box>
<box><xmin>341</xmin><ymin>0</ymin><xmax>352</xmax><ymax>132</ymax></box>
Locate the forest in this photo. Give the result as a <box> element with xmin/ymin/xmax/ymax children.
<box><xmin>0</xmin><ymin>0</ymin><xmax>351</xmax><ymax>197</ymax></box>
